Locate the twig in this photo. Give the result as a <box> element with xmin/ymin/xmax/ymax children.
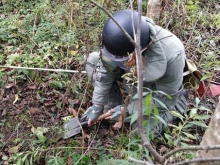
<box><xmin>0</xmin><ymin>65</ymin><xmax>86</xmax><ymax>74</ymax></box>
<box><xmin>128</xmin><ymin>156</ymin><xmax>153</xmax><ymax>165</ymax></box>
<box><xmin>74</xmin><ymin>120</ymin><xmax>102</xmax><ymax>165</ymax></box>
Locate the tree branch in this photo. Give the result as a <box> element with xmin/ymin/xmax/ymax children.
<box><xmin>163</xmin><ymin>145</ymin><xmax>220</xmax><ymax>161</ymax></box>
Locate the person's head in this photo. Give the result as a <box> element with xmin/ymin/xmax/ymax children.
<box><xmin>101</xmin><ymin>9</ymin><xmax>150</xmax><ymax>62</ymax></box>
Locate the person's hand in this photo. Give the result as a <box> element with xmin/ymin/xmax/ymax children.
<box><xmin>105</xmin><ymin>105</ymin><xmax>124</xmax><ymax>121</ymax></box>
<box><xmin>83</xmin><ymin>104</ymin><xmax>103</xmax><ymax>126</ymax></box>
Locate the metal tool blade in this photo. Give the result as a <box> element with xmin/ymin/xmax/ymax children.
<box><xmin>63</xmin><ymin>116</ymin><xmax>88</xmax><ymax>139</ymax></box>
<box><xmin>63</xmin><ymin>111</ymin><xmax>113</xmax><ymax>139</ymax></box>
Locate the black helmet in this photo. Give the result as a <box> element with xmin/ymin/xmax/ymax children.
<box><xmin>102</xmin><ymin>9</ymin><xmax>150</xmax><ymax>61</ymax></box>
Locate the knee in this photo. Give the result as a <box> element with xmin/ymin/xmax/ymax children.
<box><xmin>85</xmin><ymin>52</ymin><xmax>100</xmax><ymax>78</ymax></box>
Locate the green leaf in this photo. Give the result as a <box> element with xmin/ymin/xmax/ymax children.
<box><xmin>182</xmin><ymin>132</ymin><xmax>196</xmax><ymax>140</ymax></box>
<box><xmin>193</xmin><ymin>114</ymin><xmax>211</xmax><ymax>120</ymax></box>
<box><xmin>189</xmin><ymin>108</ymin><xmax>197</xmax><ymax>118</ymax></box>
<box><xmin>199</xmin><ymin>106</ymin><xmax>211</xmax><ymax>112</ymax></box>
<box><xmin>180</xmin><ymin>136</ymin><xmax>192</xmax><ymax>142</ymax></box>
<box><xmin>145</xmin><ymin>106</ymin><xmax>152</xmax><ymax>116</ymax></box>
<box><xmin>16</xmin><ymin>158</ymin><xmax>23</xmax><ymax>165</ymax></box>
<box><xmin>153</xmin><ymin>105</ymin><xmax>159</xmax><ymax>116</ymax></box>
<box><xmin>133</xmin><ymin>92</ymin><xmax>150</xmax><ymax>99</ymax></box>
<box><xmin>130</xmin><ymin>111</ymin><xmax>138</xmax><ymax>125</ymax></box>
<box><xmin>152</xmin><ymin>98</ymin><xmax>168</xmax><ymax>110</ymax></box>
<box><xmin>155</xmin><ymin>91</ymin><xmax>172</xmax><ymax>100</ymax></box>
<box><xmin>200</xmin><ymin>74</ymin><xmax>211</xmax><ymax>81</ymax></box>
<box><xmin>145</xmin><ymin>93</ymin><xmax>152</xmax><ymax>106</ymax></box>
<box><xmin>188</xmin><ymin>121</ymin><xmax>208</xmax><ymax>128</ymax></box>
<box><xmin>174</xmin><ymin>137</ymin><xmax>181</xmax><ymax>146</ymax></box>
<box><xmin>180</xmin><ymin>142</ymin><xmax>189</xmax><ymax>147</ymax></box>
<box><xmin>168</xmin><ymin>123</ymin><xmax>178</xmax><ymax>128</ymax></box>
<box><xmin>169</xmin><ymin>110</ymin><xmax>184</xmax><ymax>121</ymax></box>
<box><xmin>183</xmin><ymin>123</ymin><xmax>194</xmax><ymax>129</ymax></box>
<box><xmin>195</xmin><ymin>97</ymin><xmax>200</xmax><ymax>107</ymax></box>
<box><xmin>154</xmin><ymin>114</ymin><xmax>167</xmax><ymax>127</ymax></box>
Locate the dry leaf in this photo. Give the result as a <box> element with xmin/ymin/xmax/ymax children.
<box><xmin>13</xmin><ymin>94</ymin><xmax>19</xmax><ymax>105</ymax></box>
<box><xmin>98</xmin><ymin>129</ymin><xmax>108</xmax><ymax>136</ymax></box>
<box><xmin>68</xmin><ymin>99</ymin><xmax>79</xmax><ymax>105</ymax></box>
<box><xmin>1</xmin><ymin>109</ymin><xmax>7</xmax><ymax>116</ymax></box>
<box><xmin>50</xmin><ymin>106</ymin><xmax>57</xmax><ymax>113</ymax></box>
<box><xmin>29</xmin><ymin>107</ymin><xmax>41</xmax><ymax>115</ymax></box>
<box><xmin>68</xmin><ymin>106</ymin><xmax>78</xmax><ymax>117</ymax></box>
<box><xmin>8</xmin><ymin>145</ymin><xmax>20</xmax><ymax>154</ymax></box>
<box><xmin>27</xmin><ymin>84</ymin><xmax>37</xmax><ymax>90</ymax></box>
<box><xmin>159</xmin><ymin>145</ymin><xmax>168</xmax><ymax>154</ymax></box>
<box><xmin>5</xmin><ymin>83</ymin><xmax>14</xmax><ymax>89</ymax></box>
<box><xmin>1</xmin><ymin>89</ymin><xmax>6</xmax><ymax>98</ymax></box>
<box><xmin>44</xmin><ymin>100</ymin><xmax>56</xmax><ymax>106</ymax></box>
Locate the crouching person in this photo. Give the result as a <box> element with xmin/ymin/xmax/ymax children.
<box><xmin>83</xmin><ymin>9</ymin><xmax>188</xmax><ymax>138</ymax></box>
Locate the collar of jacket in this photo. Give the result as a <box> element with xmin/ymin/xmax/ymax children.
<box><xmin>143</xmin><ymin>17</ymin><xmax>167</xmax><ymax>82</ymax></box>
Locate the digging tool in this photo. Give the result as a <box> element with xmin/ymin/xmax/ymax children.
<box><xmin>63</xmin><ymin>111</ymin><xmax>113</xmax><ymax>139</ymax></box>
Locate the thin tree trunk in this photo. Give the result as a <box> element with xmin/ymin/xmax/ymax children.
<box><xmin>193</xmin><ymin>96</ymin><xmax>220</xmax><ymax>165</ymax></box>
<box><xmin>146</xmin><ymin>0</ymin><xmax>162</xmax><ymax>20</ymax></box>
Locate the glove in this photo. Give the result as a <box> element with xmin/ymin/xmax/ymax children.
<box><xmin>83</xmin><ymin>104</ymin><xmax>103</xmax><ymax>123</ymax></box>
<box><xmin>110</xmin><ymin>105</ymin><xmax>123</xmax><ymax>121</ymax></box>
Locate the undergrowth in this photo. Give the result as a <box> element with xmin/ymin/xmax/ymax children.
<box><xmin>0</xmin><ymin>0</ymin><xmax>220</xmax><ymax>164</ymax></box>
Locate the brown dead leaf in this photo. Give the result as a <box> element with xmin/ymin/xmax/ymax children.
<box><xmin>50</xmin><ymin>106</ymin><xmax>57</xmax><ymax>113</ymax></box>
<box><xmin>56</xmin><ymin>140</ymin><xmax>66</xmax><ymax>147</ymax></box>
<box><xmin>68</xmin><ymin>157</ymin><xmax>73</xmax><ymax>165</ymax></box>
<box><xmin>159</xmin><ymin>145</ymin><xmax>168</xmax><ymax>154</ymax></box>
<box><xmin>5</xmin><ymin>83</ymin><xmax>14</xmax><ymax>89</ymax></box>
<box><xmin>1</xmin><ymin>109</ymin><xmax>7</xmax><ymax>116</ymax></box>
<box><xmin>1</xmin><ymin>75</ymin><xmax>8</xmax><ymax>82</ymax></box>
<box><xmin>13</xmin><ymin>94</ymin><xmax>19</xmax><ymax>105</ymax></box>
<box><xmin>68</xmin><ymin>99</ymin><xmax>79</xmax><ymax>105</ymax></box>
<box><xmin>98</xmin><ymin>129</ymin><xmax>108</xmax><ymax>136</ymax></box>
<box><xmin>1</xmin><ymin>89</ymin><xmax>6</xmax><ymax>98</ymax></box>
<box><xmin>44</xmin><ymin>100</ymin><xmax>56</xmax><ymax>106</ymax></box>
<box><xmin>68</xmin><ymin>106</ymin><xmax>78</xmax><ymax>117</ymax></box>
<box><xmin>27</xmin><ymin>84</ymin><xmax>37</xmax><ymax>90</ymax></box>
<box><xmin>29</xmin><ymin>107</ymin><xmax>42</xmax><ymax>115</ymax></box>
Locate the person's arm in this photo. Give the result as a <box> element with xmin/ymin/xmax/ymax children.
<box><xmin>84</xmin><ymin>58</ymin><xmax>117</xmax><ymax>125</ymax></box>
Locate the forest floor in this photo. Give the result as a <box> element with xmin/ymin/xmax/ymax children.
<box><xmin>0</xmin><ymin>0</ymin><xmax>220</xmax><ymax>164</ymax></box>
